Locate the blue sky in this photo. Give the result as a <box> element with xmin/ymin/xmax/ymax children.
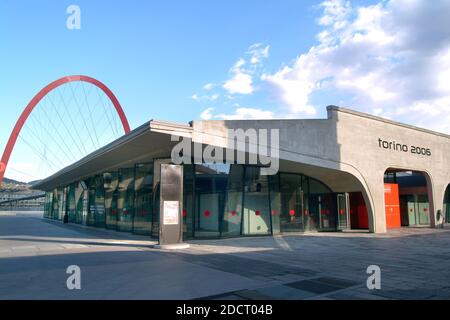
<box><xmin>1</xmin><ymin>0</ymin><xmax>449</xmax><ymax>181</ymax></box>
<box><xmin>1</xmin><ymin>0</ymin><xmax>316</xmax><ymax>125</ymax></box>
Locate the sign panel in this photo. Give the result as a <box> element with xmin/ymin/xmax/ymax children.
<box><xmin>163</xmin><ymin>201</ymin><xmax>179</xmax><ymax>225</ymax></box>
<box><xmin>158</xmin><ymin>163</ymin><xmax>183</xmax><ymax>246</ymax></box>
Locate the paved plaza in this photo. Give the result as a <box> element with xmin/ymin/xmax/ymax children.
<box><xmin>1</xmin><ymin>212</ymin><xmax>450</xmax><ymax>299</ymax></box>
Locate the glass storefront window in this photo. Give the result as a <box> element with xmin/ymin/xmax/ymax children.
<box><xmin>117</xmin><ymin>168</ymin><xmax>135</xmax><ymax>232</ymax></box>
<box><xmin>66</xmin><ymin>183</ymin><xmax>76</xmax><ymax>223</ymax></box>
<box><xmin>104</xmin><ymin>172</ymin><xmax>119</xmax><ymax>230</ymax></box>
<box><xmin>279</xmin><ymin>173</ymin><xmax>304</xmax><ymax>232</ymax></box>
<box><xmin>269</xmin><ymin>174</ymin><xmax>281</xmax><ymax>234</ymax></box>
<box><xmin>87</xmin><ymin>176</ymin><xmax>106</xmax><ymax>227</ymax></box>
<box><xmin>57</xmin><ymin>187</ymin><xmax>65</xmax><ymax>221</ymax></box>
<box><xmin>183</xmin><ymin>165</ymin><xmax>195</xmax><ymax>239</ymax></box>
<box><xmin>87</xmin><ymin>178</ymin><xmax>96</xmax><ymax>226</ymax></box>
<box><xmin>194</xmin><ymin>164</ymin><xmax>229</xmax><ymax>238</ymax></box>
<box><xmin>445</xmin><ymin>185</ymin><xmax>450</xmax><ymax>224</ymax></box>
<box><xmin>75</xmin><ymin>182</ymin><xmax>85</xmax><ymax>224</ymax></box>
<box><xmin>242</xmin><ymin>167</ymin><xmax>271</xmax><ymax>236</ymax></box>
<box><xmin>221</xmin><ymin>165</ymin><xmax>244</xmax><ymax>238</ymax></box>
<box><xmin>308</xmin><ymin>178</ymin><xmax>335</xmax><ymax>231</ymax></box>
<box><xmin>42</xmin><ymin>161</ymin><xmax>340</xmax><ymax>239</ymax></box>
<box><xmin>152</xmin><ymin>182</ymin><xmax>160</xmax><ymax>238</ymax></box>
<box><xmin>94</xmin><ymin>175</ymin><xmax>106</xmax><ymax>228</ymax></box>
<box><xmin>301</xmin><ymin>177</ymin><xmax>312</xmax><ymax>231</ymax></box>
<box><xmin>51</xmin><ymin>189</ymin><xmax>58</xmax><ymax>220</ymax></box>
<box><xmin>317</xmin><ymin>194</ymin><xmax>338</xmax><ymax>231</ymax></box>
<box><xmin>44</xmin><ymin>192</ymin><xmax>53</xmax><ymax>218</ymax></box>
<box><xmin>133</xmin><ymin>163</ymin><xmax>153</xmax><ymax>235</ymax></box>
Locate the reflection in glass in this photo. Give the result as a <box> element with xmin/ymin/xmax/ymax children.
<box><xmin>74</xmin><ymin>182</ymin><xmax>85</xmax><ymax>225</ymax></box>
<box><xmin>134</xmin><ymin>163</ymin><xmax>153</xmax><ymax>235</ymax></box>
<box><xmin>94</xmin><ymin>175</ymin><xmax>105</xmax><ymax>228</ymax></box>
<box><xmin>194</xmin><ymin>164</ymin><xmax>229</xmax><ymax>238</ymax></box>
<box><xmin>66</xmin><ymin>183</ymin><xmax>76</xmax><ymax>223</ymax></box>
<box><xmin>44</xmin><ymin>192</ymin><xmax>53</xmax><ymax>219</ymax></box>
<box><xmin>104</xmin><ymin>172</ymin><xmax>118</xmax><ymax>230</ymax></box>
<box><xmin>152</xmin><ymin>183</ymin><xmax>160</xmax><ymax>238</ymax></box>
<box><xmin>87</xmin><ymin>178</ymin><xmax>96</xmax><ymax>226</ymax></box>
<box><xmin>279</xmin><ymin>173</ymin><xmax>303</xmax><ymax>232</ymax></box>
<box><xmin>269</xmin><ymin>174</ymin><xmax>281</xmax><ymax>234</ymax></box>
<box><xmin>222</xmin><ymin>165</ymin><xmax>244</xmax><ymax>238</ymax></box>
<box><xmin>309</xmin><ymin>178</ymin><xmax>334</xmax><ymax>231</ymax></box>
<box><xmin>242</xmin><ymin>167</ymin><xmax>271</xmax><ymax>235</ymax></box>
<box><xmin>43</xmin><ymin>159</ymin><xmax>342</xmax><ymax>238</ymax></box>
<box><xmin>445</xmin><ymin>186</ymin><xmax>450</xmax><ymax>224</ymax></box>
<box><xmin>87</xmin><ymin>176</ymin><xmax>105</xmax><ymax>228</ymax></box>
<box><xmin>183</xmin><ymin>165</ymin><xmax>195</xmax><ymax>239</ymax></box>
<box><xmin>57</xmin><ymin>187</ymin><xmax>65</xmax><ymax>221</ymax></box>
<box><xmin>117</xmin><ymin>168</ymin><xmax>135</xmax><ymax>232</ymax></box>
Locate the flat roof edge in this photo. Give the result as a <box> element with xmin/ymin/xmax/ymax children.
<box><xmin>327</xmin><ymin>105</ymin><xmax>450</xmax><ymax>139</ymax></box>
<box><xmin>150</xmin><ymin>119</ymin><xmax>193</xmax><ymax>137</ymax></box>
<box><xmin>32</xmin><ymin>121</ymin><xmax>152</xmax><ymax>190</ymax></box>
<box><xmin>32</xmin><ymin>119</ymin><xmax>193</xmax><ymax>190</ymax></box>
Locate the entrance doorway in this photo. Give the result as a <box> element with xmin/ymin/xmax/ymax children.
<box><xmin>307</xmin><ymin>193</ymin><xmax>350</xmax><ymax>232</ymax></box>
<box><xmin>337</xmin><ymin>193</ymin><xmax>350</xmax><ymax>230</ymax></box>
<box><xmin>277</xmin><ymin>173</ymin><xmax>350</xmax><ymax>233</ymax></box>
<box><xmin>349</xmin><ymin>192</ymin><xmax>369</xmax><ymax>230</ymax></box>
<box><xmin>444</xmin><ymin>185</ymin><xmax>450</xmax><ymax>224</ymax></box>
<box><xmin>384</xmin><ymin>169</ymin><xmax>431</xmax><ymax>228</ymax></box>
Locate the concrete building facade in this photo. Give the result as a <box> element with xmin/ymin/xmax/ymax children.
<box><xmin>35</xmin><ymin>106</ymin><xmax>450</xmax><ymax>237</ymax></box>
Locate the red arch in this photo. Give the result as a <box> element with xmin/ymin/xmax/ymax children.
<box><xmin>0</xmin><ymin>75</ymin><xmax>130</xmax><ymax>186</ymax></box>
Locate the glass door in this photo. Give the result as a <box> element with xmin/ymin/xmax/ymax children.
<box><xmin>337</xmin><ymin>193</ymin><xmax>350</xmax><ymax>231</ymax></box>
<box><xmin>417</xmin><ymin>194</ymin><xmax>430</xmax><ymax>225</ymax></box>
<box><xmin>323</xmin><ymin>194</ymin><xmax>338</xmax><ymax>231</ymax></box>
<box><xmin>280</xmin><ymin>173</ymin><xmax>304</xmax><ymax>232</ymax></box>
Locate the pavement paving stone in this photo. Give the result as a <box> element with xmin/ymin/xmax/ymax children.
<box><xmin>2</xmin><ymin>214</ymin><xmax>450</xmax><ymax>299</ymax></box>
<box><xmin>254</xmin><ymin>285</ymin><xmax>317</xmax><ymax>300</ymax></box>
<box><xmin>233</xmin><ymin>290</ymin><xmax>275</xmax><ymax>300</ymax></box>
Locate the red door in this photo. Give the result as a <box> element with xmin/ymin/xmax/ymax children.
<box><xmin>349</xmin><ymin>192</ymin><xmax>369</xmax><ymax>229</ymax></box>
<box><xmin>384</xmin><ymin>183</ymin><xmax>401</xmax><ymax>229</ymax></box>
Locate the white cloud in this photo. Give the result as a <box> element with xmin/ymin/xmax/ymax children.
<box><xmin>191</xmin><ymin>93</ymin><xmax>220</xmax><ymax>102</ymax></box>
<box><xmin>262</xmin><ymin>64</ymin><xmax>318</xmax><ymax>115</ymax></box>
<box><xmin>247</xmin><ymin>43</ymin><xmax>270</xmax><ymax>64</ymax></box>
<box><xmin>223</xmin><ymin>58</ymin><xmax>254</xmax><ymax>95</ymax></box>
<box><xmin>262</xmin><ymin>0</ymin><xmax>450</xmax><ymax>132</ymax></box>
<box><xmin>200</xmin><ymin>107</ymin><xmax>274</xmax><ymax>120</ymax></box>
<box><xmin>223</xmin><ymin>73</ymin><xmax>253</xmax><ymax>95</ymax></box>
<box><xmin>203</xmin><ymin>44</ymin><xmax>270</xmax><ymax>98</ymax></box>
<box><xmin>200</xmin><ymin>107</ymin><xmax>214</xmax><ymax>120</ymax></box>
<box><xmin>233</xmin><ymin>58</ymin><xmax>245</xmax><ymax>69</ymax></box>
<box><xmin>208</xmin><ymin>94</ymin><xmax>220</xmax><ymax>101</ymax></box>
<box><xmin>217</xmin><ymin>107</ymin><xmax>274</xmax><ymax>120</ymax></box>
<box><xmin>203</xmin><ymin>83</ymin><xmax>215</xmax><ymax>90</ymax></box>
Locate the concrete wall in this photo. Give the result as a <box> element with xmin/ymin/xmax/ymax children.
<box><xmin>332</xmin><ymin>108</ymin><xmax>450</xmax><ymax>232</ymax></box>
<box><xmin>192</xmin><ymin>107</ymin><xmax>450</xmax><ymax>233</ymax></box>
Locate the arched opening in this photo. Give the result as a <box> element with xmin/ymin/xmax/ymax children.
<box><xmin>180</xmin><ymin>163</ymin><xmax>363</xmax><ymax>238</ymax></box>
<box><xmin>444</xmin><ymin>184</ymin><xmax>450</xmax><ymax>225</ymax></box>
<box><xmin>271</xmin><ymin>171</ymin><xmax>371</xmax><ymax>233</ymax></box>
<box><xmin>384</xmin><ymin>169</ymin><xmax>431</xmax><ymax>229</ymax></box>
<box><xmin>270</xmin><ymin>161</ymin><xmax>373</xmax><ymax>232</ymax></box>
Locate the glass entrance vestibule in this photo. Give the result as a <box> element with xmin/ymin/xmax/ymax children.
<box><xmin>43</xmin><ymin>162</ymin><xmax>355</xmax><ymax>239</ymax></box>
